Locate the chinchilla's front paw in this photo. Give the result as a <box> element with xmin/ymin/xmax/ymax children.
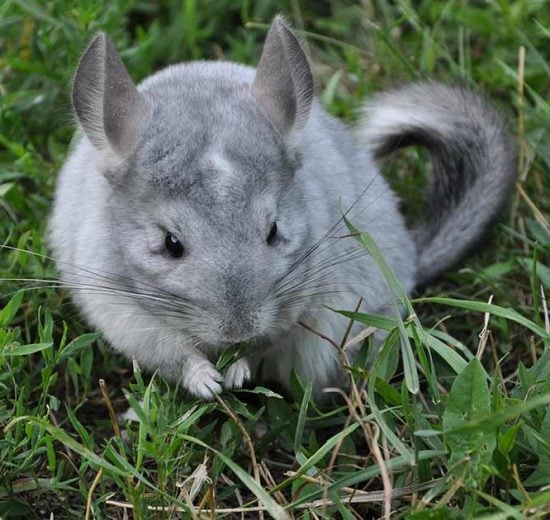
<box><xmin>224</xmin><ymin>357</ymin><xmax>251</xmax><ymax>390</ymax></box>
<box><xmin>183</xmin><ymin>359</ymin><xmax>224</xmax><ymax>400</ymax></box>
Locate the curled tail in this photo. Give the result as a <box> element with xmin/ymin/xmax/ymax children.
<box><xmin>358</xmin><ymin>83</ymin><xmax>516</xmax><ymax>287</ymax></box>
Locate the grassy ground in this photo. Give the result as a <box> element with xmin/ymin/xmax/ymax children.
<box><xmin>1</xmin><ymin>0</ymin><xmax>549</xmax><ymax>518</ymax></box>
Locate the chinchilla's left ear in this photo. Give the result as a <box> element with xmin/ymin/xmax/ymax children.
<box><xmin>251</xmin><ymin>16</ymin><xmax>314</xmax><ymax>136</ymax></box>
<box><xmin>72</xmin><ymin>33</ymin><xmax>149</xmax><ymax>163</ymax></box>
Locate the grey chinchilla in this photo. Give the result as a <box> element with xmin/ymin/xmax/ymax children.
<box><xmin>50</xmin><ymin>16</ymin><xmax>515</xmax><ymax>399</ymax></box>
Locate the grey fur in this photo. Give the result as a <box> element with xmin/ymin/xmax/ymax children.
<box><xmin>359</xmin><ymin>83</ymin><xmax>516</xmax><ymax>285</ymax></box>
<box><xmin>50</xmin><ymin>19</ymin><xmax>515</xmax><ymax>399</ymax></box>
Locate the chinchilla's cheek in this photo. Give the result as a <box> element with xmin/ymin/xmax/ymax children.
<box><xmin>113</xmin><ymin>227</ymin><xmax>165</xmax><ymax>277</ymax></box>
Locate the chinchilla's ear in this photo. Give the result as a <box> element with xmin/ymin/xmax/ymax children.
<box><xmin>72</xmin><ymin>33</ymin><xmax>148</xmax><ymax>162</ymax></box>
<box><xmin>252</xmin><ymin>16</ymin><xmax>314</xmax><ymax>136</ymax></box>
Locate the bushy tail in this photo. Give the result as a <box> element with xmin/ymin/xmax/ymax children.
<box><xmin>358</xmin><ymin>83</ymin><xmax>516</xmax><ymax>287</ymax></box>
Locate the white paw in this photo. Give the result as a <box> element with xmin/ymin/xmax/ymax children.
<box><xmin>183</xmin><ymin>360</ymin><xmax>224</xmax><ymax>400</ymax></box>
<box><xmin>224</xmin><ymin>358</ymin><xmax>251</xmax><ymax>390</ymax></box>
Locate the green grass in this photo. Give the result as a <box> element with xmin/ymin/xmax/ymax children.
<box><xmin>1</xmin><ymin>0</ymin><xmax>549</xmax><ymax>518</ymax></box>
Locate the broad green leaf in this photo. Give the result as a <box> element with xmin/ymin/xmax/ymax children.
<box><xmin>57</xmin><ymin>332</ymin><xmax>100</xmax><ymax>362</ymax></box>
<box><xmin>217</xmin><ymin>342</ymin><xmax>248</xmax><ymax>371</ymax></box>
<box><xmin>0</xmin><ymin>291</ymin><xmax>23</xmax><ymax>327</ymax></box>
<box><xmin>4</xmin><ymin>342</ymin><xmax>52</xmax><ymax>356</ymax></box>
<box><xmin>445</xmin><ymin>393</ymin><xmax>550</xmax><ymax>435</ymax></box>
<box><xmin>375</xmin><ymin>376</ymin><xmax>401</xmax><ymax>406</ymax></box>
<box><xmin>0</xmin><ymin>182</ymin><xmax>15</xmax><ymax>198</ymax></box>
<box><xmin>497</xmin><ymin>422</ymin><xmax>522</xmax><ymax>457</ymax></box>
<box><xmin>524</xmin><ymin>407</ymin><xmax>550</xmax><ymax>486</ymax></box>
<box><xmin>443</xmin><ymin>358</ymin><xmax>496</xmax><ymax>486</ymax></box>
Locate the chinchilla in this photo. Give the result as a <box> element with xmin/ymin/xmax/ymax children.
<box><xmin>50</xmin><ymin>16</ymin><xmax>515</xmax><ymax>399</ymax></box>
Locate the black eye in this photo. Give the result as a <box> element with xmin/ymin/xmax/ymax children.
<box><xmin>266</xmin><ymin>222</ymin><xmax>278</xmax><ymax>245</ymax></box>
<box><xmin>165</xmin><ymin>232</ymin><xmax>184</xmax><ymax>258</ymax></box>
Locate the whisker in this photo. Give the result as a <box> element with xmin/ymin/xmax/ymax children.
<box><xmin>0</xmin><ymin>244</ymin><xmax>195</xmax><ymax>306</ymax></box>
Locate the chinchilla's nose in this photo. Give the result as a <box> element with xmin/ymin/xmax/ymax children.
<box><xmin>220</xmin><ymin>271</ymin><xmax>257</xmax><ymax>341</ymax></box>
<box><xmin>223</xmin><ymin>270</ymin><xmax>253</xmax><ymax>307</ymax></box>
<box><xmin>220</xmin><ymin>314</ymin><xmax>256</xmax><ymax>342</ymax></box>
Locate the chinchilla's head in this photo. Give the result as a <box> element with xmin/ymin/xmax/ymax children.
<box><xmin>71</xmin><ymin>17</ymin><xmax>318</xmax><ymax>347</ymax></box>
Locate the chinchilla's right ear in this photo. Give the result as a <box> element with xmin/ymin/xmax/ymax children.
<box><xmin>72</xmin><ymin>33</ymin><xmax>149</xmax><ymax>164</ymax></box>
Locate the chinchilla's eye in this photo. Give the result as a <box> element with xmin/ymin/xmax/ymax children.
<box><xmin>165</xmin><ymin>232</ymin><xmax>184</xmax><ymax>258</ymax></box>
<box><xmin>266</xmin><ymin>222</ymin><xmax>278</xmax><ymax>245</ymax></box>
